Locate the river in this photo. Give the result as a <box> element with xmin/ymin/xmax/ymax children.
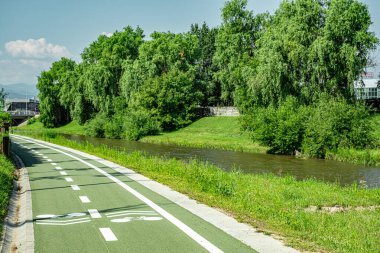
<box><xmin>62</xmin><ymin>134</ymin><xmax>380</xmax><ymax>188</ymax></box>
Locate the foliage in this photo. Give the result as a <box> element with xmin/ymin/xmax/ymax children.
<box><xmin>131</xmin><ymin>69</ymin><xmax>202</xmax><ymax>130</ymax></box>
<box><xmin>123</xmin><ymin>110</ymin><xmax>161</xmax><ymax>141</ymax></box>
<box><xmin>213</xmin><ymin>0</ymin><xmax>267</xmax><ymax>107</ymax></box>
<box><xmin>0</xmin><ymin>112</ymin><xmax>11</xmax><ymax>125</ymax></box>
<box><xmin>190</xmin><ymin>23</ymin><xmax>220</xmax><ymax>106</ymax></box>
<box><xmin>248</xmin><ymin>0</ymin><xmax>378</xmax><ymax>107</ymax></box>
<box><xmin>243</xmin><ymin>96</ymin><xmax>374</xmax><ymax>157</ymax></box>
<box><xmin>0</xmin><ymin>88</ymin><xmax>7</xmax><ymax>111</ymax></box>
<box><xmin>302</xmin><ymin>96</ymin><xmax>374</xmax><ymax>157</ymax></box>
<box><xmin>84</xmin><ymin>113</ymin><xmax>108</xmax><ymax>138</ymax></box>
<box><xmin>242</xmin><ymin>97</ymin><xmax>309</xmax><ymax>154</ymax></box>
<box><xmin>37</xmin><ymin>58</ymin><xmax>76</xmax><ymax>127</ymax></box>
<box><xmin>0</xmin><ymin>154</ymin><xmax>14</xmax><ymax>237</ymax></box>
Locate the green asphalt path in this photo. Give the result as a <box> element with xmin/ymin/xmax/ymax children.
<box><xmin>11</xmin><ymin>136</ymin><xmax>256</xmax><ymax>253</ymax></box>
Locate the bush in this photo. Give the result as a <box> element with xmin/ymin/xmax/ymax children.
<box><xmin>242</xmin><ymin>95</ymin><xmax>374</xmax><ymax>158</ymax></box>
<box><xmin>104</xmin><ymin>114</ymin><xmax>124</xmax><ymax>139</ymax></box>
<box><xmin>84</xmin><ymin>113</ymin><xmax>108</xmax><ymax>138</ymax></box>
<box><xmin>242</xmin><ymin>96</ymin><xmax>309</xmax><ymax>154</ymax></box>
<box><xmin>0</xmin><ymin>155</ymin><xmax>14</xmax><ymax>230</ymax></box>
<box><xmin>123</xmin><ymin>110</ymin><xmax>161</xmax><ymax>141</ymax></box>
<box><xmin>302</xmin><ymin>97</ymin><xmax>374</xmax><ymax>157</ymax></box>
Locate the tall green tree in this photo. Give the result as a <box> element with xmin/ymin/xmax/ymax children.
<box><xmin>81</xmin><ymin>26</ymin><xmax>144</xmax><ymax>115</ymax></box>
<box><xmin>120</xmin><ymin>31</ymin><xmax>199</xmax><ymax>104</ymax></box>
<box><xmin>190</xmin><ymin>23</ymin><xmax>220</xmax><ymax>106</ymax></box>
<box><xmin>37</xmin><ymin>58</ymin><xmax>76</xmax><ymax>127</ymax></box>
<box><xmin>249</xmin><ymin>0</ymin><xmax>378</xmax><ymax>107</ymax></box>
<box><xmin>213</xmin><ymin>0</ymin><xmax>267</xmax><ymax>106</ymax></box>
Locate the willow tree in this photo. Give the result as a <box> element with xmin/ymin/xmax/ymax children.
<box><xmin>37</xmin><ymin>58</ymin><xmax>75</xmax><ymax>127</ymax></box>
<box><xmin>213</xmin><ymin>0</ymin><xmax>267</xmax><ymax>107</ymax></box>
<box><xmin>249</xmin><ymin>0</ymin><xmax>378</xmax><ymax>107</ymax></box>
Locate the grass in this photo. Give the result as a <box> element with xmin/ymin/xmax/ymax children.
<box><xmin>15</xmin><ymin>120</ymin><xmax>86</xmax><ymax>135</ymax></box>
<box><xmin>141</xmin><ymin>117</ymin><xmax>268</xmax><ymax>153</ymax></box>
<box><xmin>15</xmin><ymin>131</ymin><xmax>380</xmax><ymax>253</ymax></box>
<box><xmin>0</xmin><ymin>154</ymin><xmax>15</xmax><ymax>238</ymax></box>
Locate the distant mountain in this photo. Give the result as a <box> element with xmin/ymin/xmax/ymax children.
<box><xmin>0</xmin><ymin>83</ymin><xmax>39</xmax><ymax>99</ymax></box>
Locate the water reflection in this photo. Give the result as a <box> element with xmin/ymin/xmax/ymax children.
<box><xmin>63</xmin><ymin>134</ymin><xmax>380</xmax><ymax>188</ymax></box>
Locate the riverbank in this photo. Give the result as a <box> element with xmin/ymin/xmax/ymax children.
<box><xmin>16</xmin><ymin>115</ymin><xmax>380</xmax><ymax>166</ymax></box>
<box><xmin>12</xmin><ymin>132</ymin><xmax>380</xmax><ymax>253</ymax></box>
<box><xmin>0</xmin><ymin>155</ymin><xmax>15</xmax><ymax>239</ymax></box>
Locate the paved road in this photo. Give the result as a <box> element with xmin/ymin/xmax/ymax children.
<box><xmin>11</xmin><ymin>135</ymin><xmax>257</xmax><ymax>253</ymax></box>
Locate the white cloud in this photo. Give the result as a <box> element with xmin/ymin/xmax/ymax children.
<box><xmin>5</xmin><ymin>38</ymin><xmax>71</xmax><ymax>59</ymax></box>
<box><xmin>101</xmin><ymin>32</ymin><xmax>113</xmax><ymax>37</ymax></box>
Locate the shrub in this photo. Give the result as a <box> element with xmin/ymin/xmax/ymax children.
<box><xmin>242</xmin><ymin>95</ymin><xmax>374</xmax><ymax>158</ymax></box>
<box><xmin>242</xmin><ymin>96</ymin><xmax>309</xmax><ymax>154</ymax></box>
<box><xmin>84</xmin><ymin>113</ymin><xmax>107</xmax><ymax>138</ymax></box>
<box><xmin>123</xmin><ymin>110</ymin><xmax>161</xmax><ymax>141</ymax></box>
<box><xmin>104</xmin><ymin>114</ymin><xmax>124</xmax><ymax>139</ymax></box>
<box><xmin>302</xmin><ymin>97</ymin><xmax>374</xmax><ymax>157</ymax></box>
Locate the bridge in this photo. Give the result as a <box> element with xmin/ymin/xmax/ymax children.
<box><xmin>3</xmin><ymin>98</ymin><xmax>39</xmax><ymax>125</ymax></box>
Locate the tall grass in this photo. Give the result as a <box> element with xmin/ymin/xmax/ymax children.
<box><xmin>16</xmin><ymin>132</ymin><xmax>380</xmax><ymax>253</ymax></box>
<box><xmin>0</xmin><ymin>155</ymin><xmax>14</xmax><ymax>237</ymax></box>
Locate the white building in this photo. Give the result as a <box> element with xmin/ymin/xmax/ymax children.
<box><xmin>354</xmin><ymin>78</ymin><xmax>380</xmax><ymax>100</ymax></box>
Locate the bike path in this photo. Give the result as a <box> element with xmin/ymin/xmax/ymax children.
<box><xmin>11</xmin><ymin>135</ymin><xmax>256</xmax><ymax>253</ymax></box>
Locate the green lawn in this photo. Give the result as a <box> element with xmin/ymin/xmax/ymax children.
<box><xmin>141</xmin><ymin>117</ymin><xmax>268</xmax><ymax>153</ymax></box>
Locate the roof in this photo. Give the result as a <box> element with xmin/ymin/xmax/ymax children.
<box><xmin>354</xmin><ymin>79</ymin><xmax>379</xmax><ymax>88</ymax></box>
<box><xmin>4</xmin><ymin>98</ymin><xmax>39</xmax><ymax>103</ymax></box>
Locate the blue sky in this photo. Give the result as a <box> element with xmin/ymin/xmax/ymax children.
<box><xmin>0</xmin><ymin>0</ymin><xmax>379</xmax><ymax>85</ymax></box>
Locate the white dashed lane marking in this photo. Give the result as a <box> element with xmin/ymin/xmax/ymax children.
<box><xmin>51</xmin><ymin>163</ymin><xmax>57</xmax><ymax>166</ymax></box>
<box><xmin>60</xmin><ymin>171</ymin><xmax>67</xmax><ymax>176</ymax></box>
<box><xmin>88</xmin><ymin>209</ymin><xmax>101</xmax><ymax>219</ymax></box>
<box><xmin>99</xmin><ymin>228</ymin><xmax>118</xmax><ymax>241</ymax></box>
<box><xmin>71</xmin><ymin>185</ymin><xmax>80</xmax><ymax>191</ymax></box>
<box><xmin>79</xmin><ymin>196</ymin><xmax>91</xmax><ymax>203</ymax></box>
<box><xmin>55</xmin><ymin>166</ymin><xmax>62</xmax><ymax>170</ymax></box>
<box><xmin>65</xmin><ymin>177</ymin><xmax>73</xmax><ymax>182</ymax></box>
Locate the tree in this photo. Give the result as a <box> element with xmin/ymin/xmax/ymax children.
<box><xmin>213</xmin><ymin>0</ymin><xmax>267</xmax><ymax>107</ymax></box>
<box><xmin>190</xmin><ymin>23</ymin><xmax>220</xmax><ymax>106</ymax></box>
<box><xmin>248</xmin><ymin>0</ymin><xmax>378</xmax><ymax>107</ymax></box>
<box><xmin>37</xmin><ymin>58</ymin><xmax>75</xmax><ymax>127</ymax></box>
<box><xmin>131</xmin><ymin>69</ymin><xmax>202</xmax><ymax>130</ymax></box>
<box><xmin>120</xmin><ymin>31</ymin><xmax>200</xmax><ymax>105</ymax></box>
<box><xmin>81</xmin><ymin>26</ymin><xmax>145</xmax><ymax>115</ymax></box>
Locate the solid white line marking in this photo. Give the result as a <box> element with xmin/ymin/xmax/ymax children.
<box><xmin>13</xmin><ymin>135</ymin><xmax>222</xmax><ymax>253</ymax></box>
<box><xmin>71</xmin><ymin>185</ymin><xmax>80</xmax><ymax>191</ymax></box>
<box><xmin>106</xmin><ymin>211</ymin><xmax>156</xmax><ymax>216</ymax></box>
<box><xmin>88</xmin><ymin>209</ymin><xmax>101</xmax><ymax>219</ymax></box>
<box><xmin>51</xmin><ymin>163</ymin><xmax>57</xmax><ymax>166</ymax></box>
<box><xmin>79</xmin><ymin>196</ymin><xmax>90</xmax><ymax>203</ymax></box>
<box><xmin>107</xmin><ymin>213</ymin><xmax>159</xmax><ymax>218</ymax></box>
<box><xmin>55</xmin><ymin>166</ymin><xmax>62</xmax><ymax>170</ymax></box>
<box><xmin>65</xmin><ymin>177</ymin><xmax>73</xmax><ymax>182</ymax></box>
<box><xmin>60</xmin><ymin>171</ymin><xmax>67</xmax><ymax>176</ymax></box>
<box><xmin>99</xmin><ymin>228</ymin><xmax>118</xmax><ymax>241</ymax></box>
<box><xmin>37</xmin><ymin>217</ymin><xmax>89</xmax><ymax>223</ymax></box>
<box><xmin>36</xmin><ymin>220</ymin><xmax>90</xmax><ymax>226</ymax></box>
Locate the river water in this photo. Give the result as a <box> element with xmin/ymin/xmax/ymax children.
<box><xmin>62</xmin><ymin>134</ymin><xmax>380</xmax><ymax>188</ymax></box>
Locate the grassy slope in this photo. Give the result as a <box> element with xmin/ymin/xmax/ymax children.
<box><xmin>141</xmin><ymin>117</ymin><xmax>268</xmax><ymax>153</ymax></box>
<box><xmin>15</xmin><ymin>132</ymin><xmax>380</xmax><ymax>253</ymax></box>
<box><xmin>15</xmin><ymin>121</ymin><xmax>86</xmax><ymax>135</ymax></box>
<box><xmin>0</xmin><ymin>155</ymin><xmax>14</xmax><ymax>238</ymax></box>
